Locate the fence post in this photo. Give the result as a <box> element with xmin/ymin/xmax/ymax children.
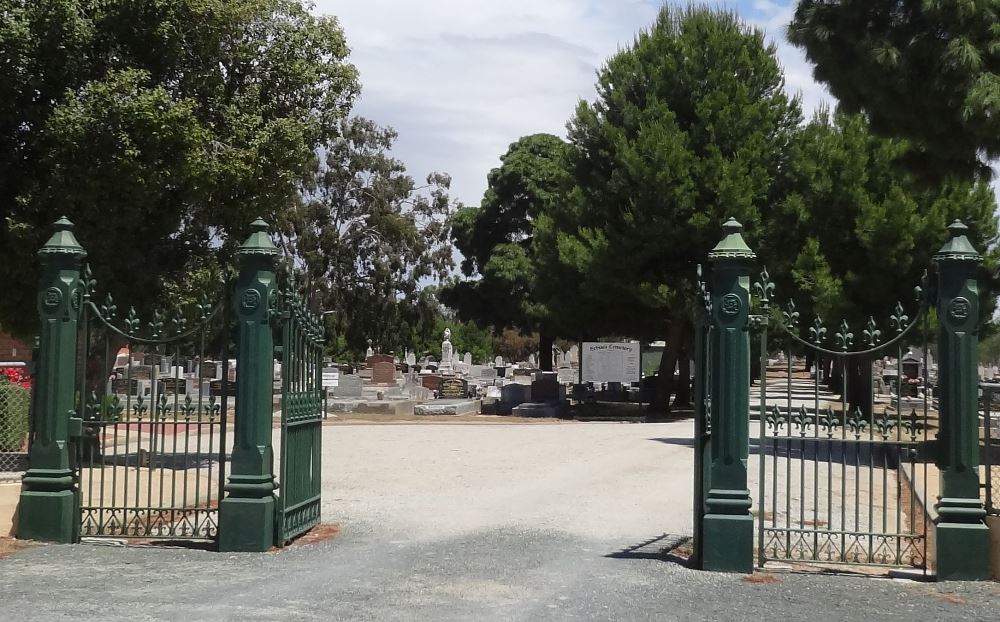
<box><xmin>701</xmin><ymin>218</ymin><xmax>755</xmax><ymax>573</ymax></box>
<box><xmin>219</xmin><ymin>218</ymin><xmax>279</xmax><ymax>552</ymax></box>
<box><xmin>17</xmin><ymin>217</ymin><xmax>86</xmax><ymax>543</ymax></box>
<box><xmin>932</xmin><ymin>220</ymin><xmax>991</xmax><ymax>580</ymax></box>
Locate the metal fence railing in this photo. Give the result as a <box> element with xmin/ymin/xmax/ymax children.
<box><xmin>979</xmin><ymin>383</ymin><xmax>1000</xmax><ymax>515</ymax></box>
<box><xmin>0</xmin><ymin>362</ymin><xmax>31</xmax><ymax>478</ymax></box>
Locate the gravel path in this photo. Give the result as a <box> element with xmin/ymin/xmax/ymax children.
<box><xmin>0</xmin><ymin>420</ymin><xmax>997</xmax><ymax>621</ymax></box>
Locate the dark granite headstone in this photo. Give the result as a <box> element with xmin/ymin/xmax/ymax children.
<box><xmin>531</xmin><ymin>373</ymin><xmax>560</xmax><ymax>402</ymax></box>
<box><xmin>160</xmin><ymin>377</ymin><xmax>186</xmax><ymax>395</ymax></box>
<box><xmin>366</xmin><ymin>353</ymin><xmax>394</xmax><ymax>368</ymax></box>
<box><xmin>439</xmin><ymin>377</ymin><xmax>467</xmax><ymax>399</ymax></box>
<box><xmin>421</xmin><ymin>374</ymin><xmax>443</xmax><ymax>393</ymax></box>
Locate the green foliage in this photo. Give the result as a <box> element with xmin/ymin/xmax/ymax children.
<box><xmin>443</xmin><ymin>133</ymin><xmax>569</xmax><ymax>336</ymax></box>
<box><xmin>535</xmin><ymin>5</ymin><xmax>800</xmax><ymax>337</ymax></box>
<box><xmin>980</xmin><ymin>331</ymin><xmax>1000</xmax><ymax>366</ymax></box>
<box><xmin>0</xmin><ymin>380</ymin><xmax>30</xmax><ymax>452</ymax></box>
<box><xmin>279</xmin><ymin>117</ymin><xmax>458</xmax><ymax>359</ymax></box>
<box><xmin>760</xmin><ymin>109</ymin><xmax>998</xmax><ymax>330</ymax></box>
<box><xmin>0</xmin><ymin>0</ymin><xmax>359</xmax><ymax>337</ymax></box>
<box><xmin>788</xmin><ymin>0</ymin><xmax>1000</xmax><ymax>180</ymax></box>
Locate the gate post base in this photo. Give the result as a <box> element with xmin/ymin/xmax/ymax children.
<box><xmin>16</xmin><ymin>489</ymin><xmax>76</xmax><ymax>544</ymax></box>
<box><xmin>701</xmin><ymin>513</ymin><xmax>754</xmax><ymax>573</ymax></box>
<box><xmin>218</xmin><ymin>496</ymin><xmax>275</xmax><ymax>552</ymax></box>
<box><xmin>935</xmin><ymin>521</ymin><xmax>991</xmax><ymax>581</ymax></box>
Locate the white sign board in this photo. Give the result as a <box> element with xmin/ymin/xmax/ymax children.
<box><xmin>582</xmin><ymin>342</ymin><xmax>640</xmax><ymax>384</ymax></box>
<box><xmin>322</xmin><ymin>368</ymin><xmax>339</xmax><ymax>389</ymax></box>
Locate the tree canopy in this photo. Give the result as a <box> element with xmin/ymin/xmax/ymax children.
<box><xmin>279</xmin><ymin>117</ymin><xmax>457</xmax><ymax>359</ymax></box>
<box><xmin>0</xmin><ymin>0</ymin><xmax>358</xmax><ymax>337</ymax></box>
<box><xmin>443</xmin><ymin>133</ymin><xmax>569</xmax><ymax>368</ymax></box>
<box><xmin>788</xmin><ymin>0</ymin><xmax>1000</xmax><ymax>181</ymax></box>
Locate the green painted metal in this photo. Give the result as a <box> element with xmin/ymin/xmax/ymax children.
<box><xmin>751</xmin><ymin>268</ymin><xmax>931</xmax><ymax>570</ymax></box>
<box><xmin>700</xmin><ymin>218</ymin><xmax>755</xmax><ymax>573</ymax></box>
<box><xmin>691</xmin><ymin>265</ymin><xmax>712</xmax><ymax>569</ymax></box>
<box><xmin>73</xmin><ymin>271</ymin><xmax>229</xmax><ymax>540</ymax></box>
<box><xmin>933</xmin><ymin>220</ymin><xmax>991</xmax><ymax>581</ymax></box>
<box><xmin>17</xmin><ymin>217</ymin><xmax>86</xmax><ymax>543</ymax></box>
<box><xmin>276</xmin><ymin>289</ymin><xmax>324</xmax><ymax>545</ymax></box>
<box><xmin>219</xmin><ymin>218</ymin><xmax>280</xmax><ymax>552</ymax></box>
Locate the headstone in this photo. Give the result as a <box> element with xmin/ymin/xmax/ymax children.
<box><xmin>501</xmin><ymin>383</ymin><xmax>531</xmax><ymax>406</ymax></box>
<box><xmin>439</xmin><ymin>377</ymin><xmax>467</xmax><ymax>399</ymax></box>
<box><xmin>332</xmin><ymin>374</ymin><xmax>363</xmax><ymax>397</ymax></box>
<box><xmin>568</xmin><ymin>345</ymin><xmax>579</xmax><ymax>365</ymax></box>
<box><xmin>131</xmin><ymin>365</ymin><xmax>153</xmax><ymax>380</ymax></box>
<box><xmin>366</xmin><ymin>353</ymin><xmax>394</xmax><ymax>368</ymax></box>
<box><xmin>366</xmin><ymin>339</ymin><xmax>374</xmax><ymax>358</ymax></box>
<box><xmin>421</xmin><ymin>374</ymin><xmax>443</xmax><ymax>393</ymax></box>
<box><xmin>372</xmin><ymin>361</ymin><xmax>396</xmax><ymax>385</ymax></box>
<box><xmin>406</xmin><ymin>350</ymin><xmax>416</xmax><ymax>366</ymax></box>
<box><xmin>531</xmin><ymin>372</ymin><xmax>560</xmax><ymax>402</ymax></box>
<box><xmin>481</xmin><ymin>367</ymin><xmax>498</xmax><ymax>381</ymax></box>
<box><xmin>557</xmin><ymin>367</ymin><xmax>577</xmax><ymax>385</ymax></box>
<box><xmin>111</xmin><ymin>377</ymin><xmax>139</xmax><ymax>396</ymax></box>
<box><xmin>463</xmin><ymin>352</ymin><xmax>472</xmax><ymax>366</ymax></box>
<box><xmin>495</xmin><ymin>356</ymin><xmax>504</xmax><ymax>368</ymax></box>
<box><xmin>528</xmin><ymin>353</ymin><xmax>537</xmax><ymax>368</ymax></box>
<box><xmin>160</xmin><ymin>377</ymin><xmax>186</xmax><ymax>395</ymax></box>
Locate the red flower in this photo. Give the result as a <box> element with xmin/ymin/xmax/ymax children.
<box><xmin>1</xmin><ymin>367</ymin><xmax>31</xmax><ymax>389</ymax></box>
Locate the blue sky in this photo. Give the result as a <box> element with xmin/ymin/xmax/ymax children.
<box><xmin>306</xmin><ymin>1</ymin><xmax>828</xmax><ymax>207</ymax></box>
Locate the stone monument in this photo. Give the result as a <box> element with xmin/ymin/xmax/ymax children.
<box><xmin>439</xmin><ymin>327</ymin><xmax>454</xmax><ymax>374</ymax></box>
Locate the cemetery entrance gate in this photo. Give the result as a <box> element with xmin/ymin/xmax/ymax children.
<box><xmin>692</xmin><ymin>219</ymin><xmax>993</xmax><ymax>581</ymax></box>
<box><xmin>18</xmin><ymin>218</ymin><xmax>324</xmax><ymax>551</ymax></box>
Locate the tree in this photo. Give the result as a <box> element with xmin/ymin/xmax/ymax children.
<box><xmin>760</xmin><ymin>109</ymin><xmax>998</xmax><ymax>410</ymax></box>
<box><xmin>0</xmin><ymin>0</ymin><xmax>359</xmax><ymax>337</ymax></box>
<box><xmin>534</xmin><ymin>5</ymin><xmax>801</xmax><ymax>410</ymax></box>
<box><xmin>443</xmin><ymin>133</ymin><xmax>569</xmax><ymax>371</ymax></box>
<box><xmin>278</xmin><ymin>117</ymin><xmax>457</xmax><ymax>360</ymax></box>
<box><xmin>788</xmin><ymin>0</ymin><xmax>1000</xmax><ymax>181</ymax></box>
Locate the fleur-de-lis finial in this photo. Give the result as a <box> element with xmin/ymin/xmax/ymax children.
<box><xmin>809</xmin><ymin>316</ymin><xmax>827</xmax><ymax>345</ymax></box>
<box><xmin>125</xmin><ymin>307</ymin><xmax>140</xmax><ymax>336</ymax></box>
<box><xmin>863</xmin><ymin>316</ymin><xmax>881</xmax><ymax>347</ymax></box>
<box><xmin>890</xmin><ymin>301</ymin><xmax>908</xmax><ymax>333</ymax></box>
<box><xmin>101</xmin><ymin>292</ymin><xmax>117</xmax><ymax>320</ymax></box>
<box><xmin>835</xmin><ymin>319</ymin><xmax>853</xmax><ymax>352</ymax></box>
<box><xmin>783</xmin><ymin>299</ymin><xmax>800</xmax><ymax>329</ymax></box>
<box><xmin>754</xmin><ymin>267</ymin><xmax>775</xmax><ymax>310</ymax></box>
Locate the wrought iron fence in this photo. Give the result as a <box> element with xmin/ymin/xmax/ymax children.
<box><xmin>751</xmin><ymin>269</ymin><xmax>931</xmax><ymax>570</ymax></box>
<box><xmin>980</xmin><ymin>383</ymin><xmax>1000</xmax><ymax>515</ymax></box>
<box><xmin>75</xmin><ymin>265</ymin><xmax>231</xmax><ymax>540</ymax></box>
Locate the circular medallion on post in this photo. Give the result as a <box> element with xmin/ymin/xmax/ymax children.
<box><xmin>948</xmin><ymin>297</ymin><xmax>971</xmax><ymax>323</ymax></box>
<box><xmin>721</xmin><ymin>293</ymin><xmax>742</xmax><ymax>317</ymax></box>
<box><xmin>241</xmin><ymin>289</ymin><xmax>261</xmax><ymax>312</ymax></box>
<box><xmin>43</xmin><ymin>287</ymin><xmax>63</xmax><ymax>310</ymax></box>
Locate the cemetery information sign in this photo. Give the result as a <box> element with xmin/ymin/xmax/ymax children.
<box><xmin>582</xmin><ymin>342</ymin><xmax>640</xmax><ymax>384</ymax></box>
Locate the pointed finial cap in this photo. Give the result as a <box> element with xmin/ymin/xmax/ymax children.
<box><xmin>933</xmin><ymin>219</ymin><xmax>981</xmax><ymax>262</ymax></box>
<box><xmin>38</xmin><ymin>216</ymin><xmax>87</xmax><ymax>258</ymax></box>
<box><xmin>709</xmin><ymin>217</ymin><xmax>755</xmax><ymax>261</ymax></box>
<box><xmin>237</xmin><ymin>217</ymin><xmax>279</xmax><ymax>257</ymax></box>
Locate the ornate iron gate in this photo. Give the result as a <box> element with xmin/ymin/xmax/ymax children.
<box><xmin>751</xmin><ymin>270</ymin><xmax>931</xmax><ymax>570</ymax></box>
<box><xmin>275</xmin><ymin>290</ymin><xmax>324</xmax><ymax>545</ymax></box>
<box><xmin>74</xmin><ymin>269</ymin><xmax>231</xmax><ymax>540</ymax></box>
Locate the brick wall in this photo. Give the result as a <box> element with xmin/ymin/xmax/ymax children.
<box><xmin>0</xmin><ymin>332</ymin><xmax>32</xmax><ymax>363</ymax></box>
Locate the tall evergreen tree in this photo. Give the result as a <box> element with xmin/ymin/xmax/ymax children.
<box><xmin>788</xmin><ymin>0</ymin><xmax>1000</xmax><ymax>181</ymax></box>
<box><xmin>535</xmin><ymin>5</ymin><xmax>801</xmax><ymax>410</ymax></box>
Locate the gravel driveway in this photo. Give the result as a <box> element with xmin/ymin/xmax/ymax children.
<box><xmin>0</xmin><ymin>419</ymin><xmax>998</xmax><ymax>621</ymax></box>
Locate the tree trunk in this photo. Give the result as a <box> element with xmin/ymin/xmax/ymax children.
<box><xmin>539</xmin><ymin>333</ymin><xmax>554</xmax><ymax>372</ymax></box>
<box><xmin>845</xmin><ymin>357</ymin><xmax>874</xmax><ymax>417</ymax></box>
<box><xmin>673</xmin><ymin>318</ymin><xmax>693</xmax><ymax>408</ymax></box>
<box><xmin>652</xmin><ymin>318</ymin><xmax>685</xmax><ymax>413</ymax></box>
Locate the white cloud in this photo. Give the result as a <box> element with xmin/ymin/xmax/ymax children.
<box><xmin>312</xmin><ymin>1</ymin><xmax>832</xmax><ymax>207</ymax></box>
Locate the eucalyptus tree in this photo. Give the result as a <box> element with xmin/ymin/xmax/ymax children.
<box><xmin>278</xmin><ymin>117</ymin><xmax>457</xmax><ymax>359</ymax></box>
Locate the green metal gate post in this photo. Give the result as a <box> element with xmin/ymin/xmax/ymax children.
<box><xmin>17</xmin><ymin>217</ymin><xmax>86</xmax><ymax>543</ymax></box>
<box><xmin>702</xmin><ymin>218</ymin><xmax>755</xmax><ymax>573</ymax></box>
<box><xmin>219</xmin><ymin>218</ymin><xmax>279</xmax><ymax>552</ymax></box>
<box><xmin>932</xmin><ymin>220</ymin><xmax>991</xmax><ymax>580</ymax></box>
